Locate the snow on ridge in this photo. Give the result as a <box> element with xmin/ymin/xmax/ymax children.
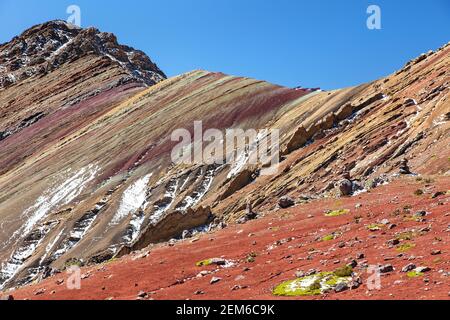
<box><xmin>47</xmin><ymin>36</ymin><xmax>74</xmax><ymax>60</ymax></box>
<box><xmin>111</xmin><ymin>173</ymin><xmax>152</xmax><ymax>225</ymax></box>
<box><xmin>176</xmin><ymin>165</ymin><xmax>220</xmax><ymax>212</ymax></box>
<box><xmin>21</xmin><ymin>164</ymin><xmax>99</xmax><ymax>236</ymax></box>
<box><xmin>149</xmin><ymin>179</ymin><xmax>179</xmax><ymax>225</ymax></box>
<box><xmin>227</xmin><ymin>130</ymin><xmax>267</xmax><ymax>179</ymax></box>
<box><xmin>0</xmin><ymin>164</ymin><xmax>99</xmax><ymax>289</ymax></box>
<box><xmin>39</xmin><ymin>229</ymin><xmax>64</xmax><ymax>265</ymax></box>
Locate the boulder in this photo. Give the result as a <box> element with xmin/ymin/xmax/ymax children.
<box><xmin>338</xmin><ymin>179</ymin><xmax>353</xmax><ymax>196</ymax></box>
<box><xmin>219</xmin><ymin>169</ymin><xmax>255</xmax><ymax>201</ymax></box>
<box><xmin>284</xmin><ymin>126</ymin><xmax>309</xmax><ymax>154</ymax></box>
<box><xmin>279</xmin><ymin>196</ymin><xmax>295</xmax><ymax>209</ymax></box>
<box><xmin>317</xmin><ymin>113</ymin><xmax>336</xmax><ymax>131</ymax></box>
<box><xmin>399</xmin><ymin>159</ymin><xmax>411</xmax><ymax>175</ymax></box>
<box><xmin>335</xmin><ymin>103</ymin><xmax>354</xmax><ymax>121</ymax></box>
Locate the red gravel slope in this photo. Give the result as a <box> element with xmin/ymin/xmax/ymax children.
<box><xmin>9</xmin><ymin>176</ymin><xmax>449</xmax><ymax>300</ymax></box>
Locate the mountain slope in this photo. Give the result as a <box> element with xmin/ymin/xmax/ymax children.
<box><xmin>9</xmin><ymin>176</ymin><xmax>450</xmax><ymax>300</ymax></box>
<box><xmin>0</xmin><ymin>22</ymin><xmax>448</xmax><ymax>294</ymax></box>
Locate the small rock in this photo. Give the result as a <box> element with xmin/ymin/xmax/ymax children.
<box><xmin>399</xmin><ymin>159</ymin><xmax>412</xmax><ymax>174</ymax></box>
<box><xmin>231</xmin><ymin>285</ymin><xmax>248</xmax><ymax>291</ymax></box>
<box><xmin>350</xmin><ymin>277</ymin><xmax>362</xmax><ymax>289</ymax></box>
<box><xmin>335</xmin><ymin>282</ymin><xmax>349</xmax><ymax>293</ymax></box>
<box><xmin>388</xmin><ymin>224</ymin><xmax>397</xmax><ymax>230</ymax></box>
<box><xmin>415</xmin><ymin>266</ymin><xmax>431</xmax><ymax>273</ymax></box>
<box><xmin>197</xmin><ymin>270</ymin><xmax>210</xmax><ymax>278</ymax></box>
<box><xmin>419</xmin><ymin>226</ymin><xmax>431</xmax><ymax>233</ymax></box>
<box><xmin>431</xmin><ymin>250</ymin><xmax>441</xmax><ymax>256</ymax></box>
<box><xmin>356</xmin><ymin>253</ymin><xmax>365</xmax><ymax>260</ymax></box>
<box><xmin>414</xmin><ymin>211</ymin><xmax>427</xmax><ymax>217</ymax></box>
<box><xmin>279</xmin><ymin>196</ymin><xmax>295</xmax><ymax>209</ymax></box>
<box><xmin>379</xmin><ymin>264</ymin><xmax>394</xmax><ymax>273</ymax></box>
<box><xmin>387</xmin><ymin>239</ymin><xmax>400</xmax><ymax>246</ymax></box>
<box><xmin>194</xmin><ymin>291</ymin><xmax>205</xmax><ymax>295</ymax></box>
<box><xmin>380</xmin><ymin>219</ymin><xmax>390</xmax><ymax>225</ymax></box>
<box><xmin>305</xmin><ymin>269</ymin><xmax>317</xmax><ymax>276</ymax></box>
<box><xmin>137</xmin><ymin>291</ymin><xmax>148</xmax><ymax>298</ymax></box>
<box><xmin>34</xmin><ymin>288</ymin><xmax>45</xmax><ymax>296</ymax></box>
<box><xmin>295</xmin><ymin>271</ymin><xmax>305</xmax><ymax>278</ymax></box>
<box><xmin>347</xmin><ymin>260</ymin><xmax>358</xmax><ymax>268</ymax></box>
<box><xmin>210</xmin><ymin>277</ymin><xmax>222</xmax><ymax>284</ymax></box>
<box><xmin>431</xmin><ymin>191</ymin><xmax>445</xmax><ymax>199</ymax></box>
<box><xmin>182</xmin><ymin>230</ymin><xmax>192</xmax><ymax>239</ymax></box>
<box><xmin>0</xmin><ymin>295</ymin><xmax>14</xmax><ymax>301</ymax></box>
<box><xmin>401</xmin><ymin>263</ymin><xmax>416</xmax><ymax>273</ymax></box>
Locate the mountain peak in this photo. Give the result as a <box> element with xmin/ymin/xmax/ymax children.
<box><xmin>0</xmin><ymin>20</ymin><xmax>166</xmax><ymax>89</ymax></box>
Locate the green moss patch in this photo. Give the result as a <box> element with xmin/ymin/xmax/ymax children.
<box><xmin>367</xmin><ymin>224</ymin><xmax>383</xmax><ymax>231</ymax></box>
<box><xmin>396</xmin><ymin>243</ymin><xmax>416</xmax><ymax>252</ymax></box>
<box><xmin>196</xmin><ymin>259</ymin><xmax>213</xmax><ymax>267</ymax></box>
<box><xmin>395</xmin><ymin>231</ymin><xmax>417</xmax><ymax>241</ymax></box>
<box><xmin>334</xmin><ymin>265</ymin><xmax>353</xmax><ymax>277</ymax></box>
<box><xmin>273</xmin><ymin>267</ymin><xmax>354</xmax><ymax>297</ymax></box>
<box><xmin>196</xmin><ymin>258</ymin><xmax>234</xmax><ymax>268</ymax></box>
<box><xmin>322</xmin><ymin>234</ymin><xmax>335</xmax><ymax>241</ymax></box>
<box><xmin>325</xmin><ymin>209</ymin><xmax>350</xmax><ymax>217</ymax></box>
<box><xmin>407</xmin><ymin>271</ymin><xmax>424</xmax><ymax>278</ymax></box>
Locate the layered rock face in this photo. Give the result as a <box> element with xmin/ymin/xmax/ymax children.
<box><xmin>0</xmin><ymin>21</ymin><xmax>448</xmax><ymax>290</ymax></box>
<box><xmin>0</xmin><ymin>20</ymin><xmax>166</xmax><ymax>89</ymax></box>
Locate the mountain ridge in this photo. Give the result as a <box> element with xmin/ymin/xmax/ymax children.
<box><xmin>0</xmin><ymin>22</ymin><xmax>448</xmax><ymax>297</ymax></box>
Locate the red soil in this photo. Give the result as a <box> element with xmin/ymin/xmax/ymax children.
<box><xmin>9</xmin><ymin>177</ymin><xmax>450</xmax><ymax>300</ymax></box>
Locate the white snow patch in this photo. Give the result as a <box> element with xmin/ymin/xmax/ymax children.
<box><xmin>0</xmin><ymin>165</ymin><xmax>99</xmax><ymax>289</ymax></box>
<box><xmin>227</xmin><ymin>131</ymin><xmax>267</xmax><ymax>179</ymax></box>
<box><xmin>110</xmin><ymin>174</ymin><xmax>152</xmax><ymax>225</ymax></box>
<box><xmin>176</xmin><ymin>166</ymin><xmax>220</xmax><ymax>211</ymax></box>
<box><xmin>39</xmin><ymin>229</ymin><xmax>64</xmax><ymax>265</ymax></box>
<box><xmin>21</xmin><ymin>164</ymin><xmax>99</xmax><ymax>236</ymax></box>
<box><xmin>149</xmin><ymin>179</ymin><xmax>179</xmax><ymax>224</ymax></box>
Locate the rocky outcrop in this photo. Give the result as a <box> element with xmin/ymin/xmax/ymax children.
<box><xmin>116</xmin><ymin>206</ymin><xmax>212</xmax><ymax>257</ymax></box>
<box><xmin>0</xmin><ymin>20</ymin><xmax>166</xmax><ymax>89</ymax></box>
<box><xmin>219</xmin><ymin>169</ymin><xmax>256</xmax><ymax>201</ymax></box>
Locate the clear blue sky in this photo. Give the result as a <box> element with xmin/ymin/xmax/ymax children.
<box><xmin>0</xmin><ymin>0</ymin><xmax>449</xmax><ymax>89</ymax></box>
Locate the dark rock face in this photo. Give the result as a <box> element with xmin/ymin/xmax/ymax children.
<box><xmin>0</xmin><ymin>20</ymin><xmax>166</xmax><ymax>89</ymax></box>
